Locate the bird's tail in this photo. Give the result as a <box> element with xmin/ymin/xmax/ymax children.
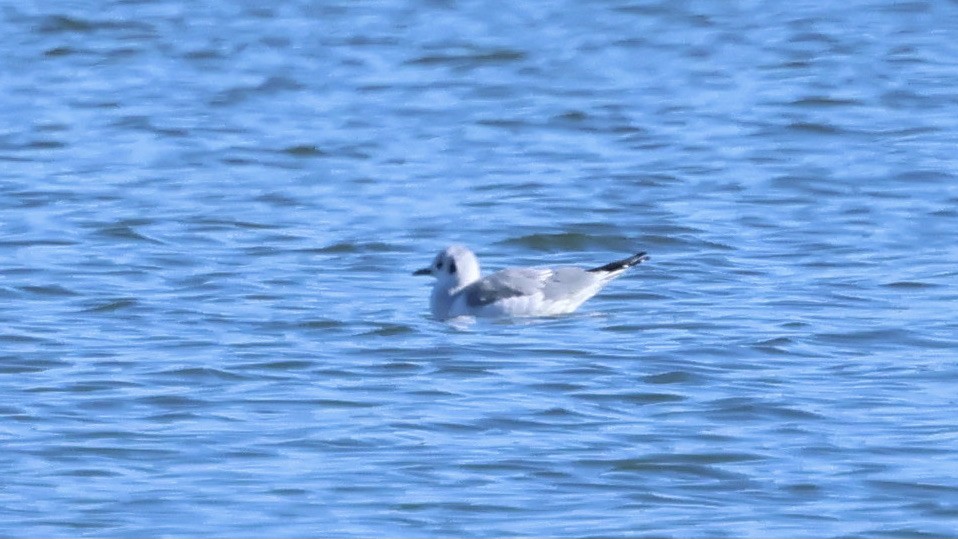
<box><xmin>587</xmin><ymin>251</ymin><xmax>649</xmax><ymax>277</ymax></box>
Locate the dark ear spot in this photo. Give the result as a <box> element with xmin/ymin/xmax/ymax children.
<box><xmin>449</xmin><ymin>260</ymin><xmax>457</xmax><ymax>274</ymax></box>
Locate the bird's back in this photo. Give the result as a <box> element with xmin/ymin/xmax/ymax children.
<box><xmin>450</xmin><ymin>266</ymin><xmax>605</xmax><ymax>317</ymax></box>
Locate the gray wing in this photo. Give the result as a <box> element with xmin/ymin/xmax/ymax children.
<box><xmin>464</xmin><ymin>267</ymin><xmax>600</xmax><ymax>307</ymax></box>
<box><xmin>464</xmin><ymin>268</ymin><xmax>548</xmax><ymax>307</ymax></box>
<box><xmin>540</xmin><ymin>267</ymin><xmax>601</xmax><ymax>301</ymax></box>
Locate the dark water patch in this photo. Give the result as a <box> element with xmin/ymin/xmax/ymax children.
<box><xmin>473</xmin><ymin>180</ymin><xmax>545</xmax><ymax>193</ymax></box>
<box><xmin>148</xmin><ymin>335</ymin><xmax>221</xmax><ymax>353</ymax></box>
<box><xmin>625</xmin><ymin>491</ymin><xmax>724</xmax><ymax>508</ymax></box>
<box><xmin>930</xmin><ymin>207</ymin><xmax>957</xmax><ymax>218</ymax></box>
<box><xmin>169</xmin><ymin>271</ymin><xmax>234</xmax><ymax>289</ymax></box>
<box><xmin>64</xmin><ymin>429</ymin><xmax>153</xmax><ymax>441</ymax></box>
<box><xmin>375</xmin><ymin>361</ymin><xmax>423</xmax><ymax>373</ymax></box>
<box><xmin>267</xmin><ymin>487</ymin><xmax>309</xmax><ymax>497</ymax></box>
<box><xmin>310</xmin><ymin>241</ymin><xmax>398</xmax><ymax>254</ymax></box>
<box><xmin>515</xmin><ymin>347</ymin><xmax>594</xmax><ymax>359</ymax></box>
<box><xmin>476</xmin><ymin>415</ymin><xmax>555</xmax><ymax>431</ymax></box>
<box><xmin>280</xmin><ymin>144</ymin><xmax>327</xmax><ymax>157</ymax></box>
<box><xmin>42</xmin><ymin>444</ymin><xmax>178</xmax><ymax>460</ymax></box>
<box><xmin>93</xmin><ymin>225</ymin><xmax>165</xmax><ymax>245</ymax></box>
<box><xmin>18</xmin><ymin>284</ymin><xmax>79</xmax><ymax>296</ymax></box>
<box><xmin>243</xmin><ymin>243</ymin><xmax>306</xmax><ymax>257</ymax></box>
<box><xmin>530</xmin><ymin>381</ymin><xmax>588</xmax><ymax>392</ymax></box>
<box><xmin>210</xmin><ymin>76</ymin><xmax>304</xmax><ymax>106</ymax></box>
<box><xmin>0</xmin><ymin>333</ymin><xmax>57</xmax><ymax>347</ymax></box>
<box><xmin>36</xmin><ymin>15</ymin><xmax>100</xmax><ymax>34</ymax></box>
<box><xmin>405</xmin><ymin>388</ymin><xmax>458</xmax><ymax>398</ymax></box>
<box><xmin>878</xmin><ymin>1</ymin><xmax>933</xmax><ymax>13</ymax></box>
<box><xmin>554</xmin><ymin>109</ymin><xmax>588</xmax><ymax>123</ymax></box>
<box><xmin>253</xmin><ymin>193</ymin><xmax>306</xmax><ymax>211</ymax></box>
<box><xmin>7</xmin><ymin>189</ymin><xmax>81</xmax><ymax>207</ymax></box>
<box><xmin>0</xmin><ymin>404</ymin><xmax>25</xmax><ymax>416</ymax></box>
<box><xmin>813</xmin><ymin>327</ymin><xmax>916</xmax><ymax>347</ymax></box>
<box><xmin>790</xmin><ymin>96</ymin><xmax>864</xmax><ymax>108</ymax></box>
<box><xmin>0</xmin><ymin>286</ymin><xmax>19</xmax><ymax>299</ymax></box>
<box><xmin>296</xmin><ymin>398</ymin><xmax>382</xmax><ymax>409</ymax></box>
<box><xmin>475</xmin><ymin>117</ymin><xmax>533</xmax><ymax>129</ymax></box>
<box><xmin>433</xmin><ymin>363</ymin><xmax>496</xmax><ymax>377</ymax></box>
<box><xmin>498</xmin><ymin>232</ymin><xmax>635</xmax><ymax>252</ymax></box>
<box><xmin>784</xmin><ymin>482</ymin><xmax>824</xmax><ymax>496</ymax></box>
<box><xmin>460</xmin><ymin>459</ymin><xmax>538</xmax><ymax>473</ymax></box>
<box><xmin>146</xmin><ymin>411</ymin><xmax>204</xmax><ymax>423</ymax></box>
<box><xmin>56</xmin><ymin>468</ymin><xmax>123</xmax><ymax>478</ymax></box>
<box><xmin>882</xmin><ymin>280</ymin><xmax>941</xmax><ymax>289</ymax></box>
<box><xmin>754</xmin><ymin>337</ymin><xmax>793</xmax><ymax>347</ymax></box>
<box><xmin>27</xmin><ymin>518</ymin><xmax>119</xmax><ymax>533</ymax></box>
<box><xmin>222</xmin><ymin>448</ymin><xmax>279</xmax><ymax>460</ymax></box>
<box><xmin>182</xmin><ymin>46</ymin><xmax>228</xmax><ymax>61</ymax></box>
<box><xmin>243</xmin><ymin>293</ymin><xmax>284</xmax><ymax>302</ymax></box>
<box><xmin>3</xmin><ymin>357</ymin><xmax>63</xmax><ymax>376</ymax></box>
<box><xmin>79</xmin><ymin>298</ymin><xmax>139</xmax><ymax>314</ymax></box>
<box><xmin>0</xmin><ymin>238</ymin><xmax>78</xmax><ymax>247</ymax></box>
<box><xmin>392</xmin><ymin>501</ymin><xmax>523</xmax><ymax>514</ymax></box>
<box><xmin>580</xmin><ymin>456</ymin><xmax>752</xmax><ymax>480</ymax></box>
<box><xmin>154</xmin><ymin>367</ymin><xmax>247</xmax><ymax>382</ymax></box>
<box><xmin>139</xmin><ymin>395</ymin><xmax>210</xmax><ymax>409</ymax></box>
<box><xmin>109</xmin><ymin>115</ymin><xmax>189</xmax><ymax>138</ymax></box>
<box><xmin>35</xmin><ymin>14</ymin><xmax>155</xmax><ymax>36</ymax></box>
<box><xmin>642</xmin><ymin>371</ymin><xmax>700</xmax><ymax>385</ymax></box>
<box><xmin>572</xmin><ymin>391</ymin><xmax>685</xmax><ymax>405</ymax></box>
<box><xmin>866</xmin><ymin>527</ymin><xmax>954</xmax><ymax>539</ymax></box>
<box><xmin>295</xmin><ymin>318</ymin><xmax>347</xmax><ymax>330</ymax></box>
<box><xmin>751</xmin><ymin>336</ymin><xmax>811</xmax><ymax>355</ymax></box>
<box><xmin>319</xmin><ymin>437</ymin><xmax>390</xmax><ymax>450</ymax></box>
<box><xmin>311</xmin><ymin>367</ymin><xmax>363</xmax><ymax>380</ymax></box>
<box><xmin>360</xmin><ymin>323</ymin><xmax>414</xmax><ymax>337</ymax></box>
<box><xmin>234</xmin><ymin>360</ymin><xmax>315</xmax><ymax>372</ymax></box>
<box><xmin>867</xmin><ymin>479</ymin><xmax>958</xmax><ymax>497</ymax></box>
<box><xmin>706</xmin><ymin>397</ymin><xmax>825</xmax><ymax>421</ymax></box>
<box><xmin>52</xmin><ymin>380</ymin><xmax>142</xmax><ymax>394</ymax></box>
<box><xmin>43</xmin><ymin>46</ymin><xmax>77</xmax><ymax>57</ymax></box>
<box><xmin>661</xmin><ymin>452</ymin><xmax>767</xmax><ymax>465</ymax></box>
<box><xmin>192</xmin><ymin>218</ymin><xmax>282</xmax><ymax>231</ymax></box>
<box><xmin>555</xmin><ymin>363</ymin><xmax>618</xmax><ymax>377</ymax></box>
<box><xmin>532</xmin><ymin>406</ymin><xmax>594</xmax><ymax>420</ymax></box>
<box><xmin>786</xmin><ymin>114</ymin><xmax>851</xmax><ymax>134</ymax></box>
<box><xmin>20</xmin><ymin>139</ymin><xmax>67</xmax><ymax>150</ymax></box>
<box><xmin>892</xmin><ymin>169</ymin><xmax>954</xmax><ymax>183</ymax></box>
<box><xmin>406</xmin><ymin>47</ymin><xmax>525</xmax><ymax>67</ymax></box>
<box><xmin>881</xmin><ymin>88</ymin><xmax>938</xmax><ymax>110</ymax></box>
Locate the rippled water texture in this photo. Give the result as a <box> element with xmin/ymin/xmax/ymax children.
<box><xmin>2</xmin><ymin>1</ymin><xmax>957</xmax><ymax>537</ymax></box>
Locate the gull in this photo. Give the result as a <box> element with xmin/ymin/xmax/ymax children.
<box><xmin>413</xmin><ymin>245</ymin><xmax>649</xmax><ymax>320</ymax></box>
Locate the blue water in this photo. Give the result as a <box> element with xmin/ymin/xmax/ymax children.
<box><xmin>2</xmin><ymin>1</ymin><xmax>958</xmax><ymax>536</ymax></box>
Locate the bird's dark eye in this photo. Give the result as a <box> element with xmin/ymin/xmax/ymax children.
<box><xmin>449</xmin><ymin>261</ymin><xmax>457</xmax><ymax>274</ymax></box>
<box><xmin>435</xmin><ymin>260</ymin><xmax>442</xmax><ymax>269</ymax></box>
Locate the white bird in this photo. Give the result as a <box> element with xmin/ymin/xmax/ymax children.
<box><xmin>413</xmin><ymin>245</ymin><xmax>649</xmax><ymax>320</ymax></box>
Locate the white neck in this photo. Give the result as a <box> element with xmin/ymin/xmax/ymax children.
<box><xmin>430</xmin><ymin>284</ymin><xmax>453</xmax><ymax>319</ymax></box>
<box><xmin>429</xmin><ymin>274</ymin><xmax>479</xmax><ymax>319</ymax></box>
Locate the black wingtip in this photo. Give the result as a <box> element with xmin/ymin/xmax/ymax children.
<box><xmin>587</xmin><ymin>251</ymin><xmax>649</xmax><ymax>273</ymax></box>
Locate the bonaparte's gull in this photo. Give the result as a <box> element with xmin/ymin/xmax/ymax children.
<box><xmin>413</xmin><ymin>245</ymin><xmax>649</xmax><ymax>320</ymax></box>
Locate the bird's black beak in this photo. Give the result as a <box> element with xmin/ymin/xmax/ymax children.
<box><xmin>413</xmin><ymin>267</ymin><xmax>431</xmax><ymax>276</ymax></box>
